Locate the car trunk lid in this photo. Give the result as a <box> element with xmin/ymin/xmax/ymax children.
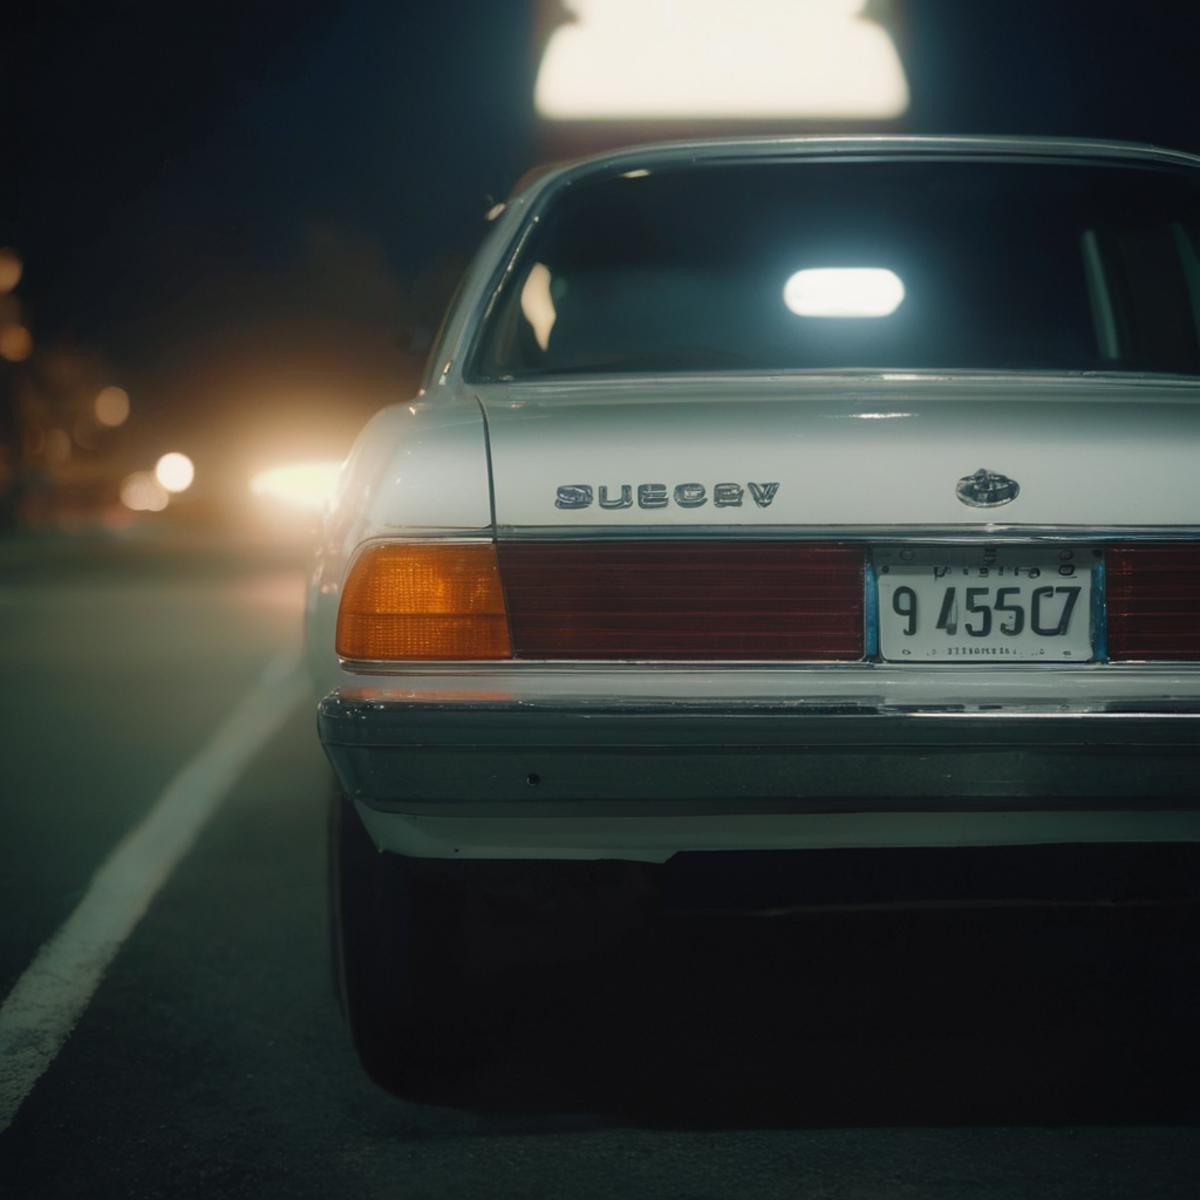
<box><xmin>476</xmin><ymin>375</ymin><xmax>1200</xmax><ymax>530</ymax></box>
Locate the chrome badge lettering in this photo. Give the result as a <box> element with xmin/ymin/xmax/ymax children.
<box><xmin>554</xmin><ymin>481</ymin><xmax>780</xmax><ymax>510</ymax></box>
<box><xmin>597</xmin><ymin>484</ymin><xmax>632</xmax><ymax>509</ymax></box>
<box><xmin>555</xmin><ymin>484</ymin><xmax>593</xmax><ymax>510</ymax></box>
<box><xmin>747</xmin><ymin>482</ymin><xmax>780</xmax><ymax>508</ymax></box>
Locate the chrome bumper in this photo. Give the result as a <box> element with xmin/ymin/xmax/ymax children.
<box><xmin>319</xmin><ymin>691</ymin><xmax>1200</xmax><ymax>820</ymax></box>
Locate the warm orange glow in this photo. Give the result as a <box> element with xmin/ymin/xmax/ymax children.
<box><xmin>0</xmin><ymin>325</ymin><xmax>33</xmax><ymax>362</ymax></box>
<box><xmin>250</xmin><ymin>460</ymin><xmax>342</xmax><ymax>513</ymax></box>
<box><xmin>0</xmin><ymin>248</ymin><xmax>21</xmax><ymax>294</ymax></box>
<box><xmin>44</xmin><ymin>429</ymin><xmax>71</xmax><ymax>468</ymax></box>
<box><xmin>336</xmin><ymin>542</ymin><xmax>512</xmax><ymax>661</ymax></box>
<box><xmin>95</xmin><ymin>386</ymin><xmax>131</xmax><ymax>427</ymax></box>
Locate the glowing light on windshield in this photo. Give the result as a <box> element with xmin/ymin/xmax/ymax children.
<box><xmin>535</xmin><ymin>0</ymin><xmax>908</xmax><ymax>120</ymax></box>
<box><xmin>120</xmin><ymin>472</ymin><xmax>169</xmax><ymax>512</ymax></box>
<box><xmin>250</xmin><ymin>460</ymin><xmax>343</xmax><ymax>513</ymax></box>
<box><xmin>95</xmin><ymin>386</ymin><xmax>131</xmax><ymax>428</ymax></box>
<box><xmin>155</xmin><ymin>452</ymin><xmax>195</xmax><ymax>493</ymax></box>
<box><xmin>520</xmin><ymin>262</ymin><xmax>557</xmax><ymax>351</ymax></box>
<box><xmin>783</xmin><ymin>268</ymin><xmax>905</xmax><ymax>318</ymax></box>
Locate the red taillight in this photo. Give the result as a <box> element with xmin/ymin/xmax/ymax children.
<box><xmin>497</xmin><ymin>542</ymin><xmax>864</xmax><ymax>660</ymax></box>
<box><xmin>1107</xmin><ymin>545</ymin><xmax>1200</xmax><ymax>661</ymax></box>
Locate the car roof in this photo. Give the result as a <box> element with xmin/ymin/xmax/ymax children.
<box><xmin>510</xmin><ymin>134</ymin><xmax>1200</xmax><ymax>202</ymax></box>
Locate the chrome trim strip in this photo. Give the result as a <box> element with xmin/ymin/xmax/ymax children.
<box><xmin>364</xmin><ymin>529</ymin><xmax>494</xmax><ymax>541</ymax></box>
<box><xmin>337</xmin><ymin>657</ymin><xmax>874</xmax><ymax>673</ymax></box>
<box><xmin>337</xmin><ymin>658</ymin><xmax>1200</xmax><ymax>675</ymax></box>
<box><xmin>494</xmin><ymin>525</ymin><xmax>1200</xmax><ymax>543</ymax></box>
<box><xmin>902</xmin><ymin>709</ymin><xmax>1200</xmax><ymax>720</ymax></box>
<box><xmin>325</xmin><ymin>693</ymin><xmax>1200</xmax><ymax>719</ymax></box>
<box><xmin>528</xmin><ymin>135</ymin><xmax>1200</xmax><ymax>181</ymax></box>
<box><xmin>485</xmin><ymin>368</ymin><xmax>1200</xmax><ymax>391</ymax></box>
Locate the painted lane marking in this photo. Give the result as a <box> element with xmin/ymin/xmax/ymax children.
<box><xmin>0</xmin><ymin>648</ymin><xmax>308</xmax><ymax>1133</ymax></box>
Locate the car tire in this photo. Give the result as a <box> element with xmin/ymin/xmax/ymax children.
<box><xmin>329</xmin><ymin>790</ymin><xmax>477</xmax><ymax>1097</ymax></box>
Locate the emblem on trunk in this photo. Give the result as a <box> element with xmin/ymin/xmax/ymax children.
<box><xmin>956</xmin><ymin>468</ymin><xmax>1019</xmax><ymax>508</ymax></box>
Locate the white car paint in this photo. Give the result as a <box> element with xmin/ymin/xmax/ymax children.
<box><xmin>476</xmin><ymin>375</ymin><xmax>1200</xmax><ymax>530</ymax></box>
<box><xmin>309</xmin><ymin>135</ymin><xmax>1200</xmax><ymax>860</ymax></box>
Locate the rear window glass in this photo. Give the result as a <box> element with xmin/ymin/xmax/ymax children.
<box><xmin>469</xmin><ymin>158</ymin><xmax>1200</xmax><ymax>379</ymax></box>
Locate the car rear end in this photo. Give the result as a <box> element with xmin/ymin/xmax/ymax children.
<box><xmin>317</xmin><ymin>136</ymin><xmax>1200</xmax><ymax>867</ymax></box>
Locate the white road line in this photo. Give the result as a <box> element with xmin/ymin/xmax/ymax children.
<box><xmin>0</xmin><ymin>647</ymin><xmax>309</xmax><ymax>1133</ymax></box>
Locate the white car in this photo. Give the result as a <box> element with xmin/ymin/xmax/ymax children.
<box><xmin>309</xmin><ymin>135</ymin><xmax>1200</xmax><ymax>1090</ymax></box>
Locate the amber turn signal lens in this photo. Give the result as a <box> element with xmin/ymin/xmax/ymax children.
<box><xmin>336</xmin><ymin>542</ymin><xmax>512</xmax><ymax>661</ymax></box>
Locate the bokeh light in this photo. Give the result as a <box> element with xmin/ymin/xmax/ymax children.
<box><xmin>0</xmin><ymin>248</ymin><xmax>21</xmax><ymax>293</ymax></box>
<box><xmin>120</xmin><ymin>471</ymin><xmax>170</xmax><ymax>512</ymax></box>
<box><xmin>95</xmin><ymin>386</ymin><xmax>131</xmax><ymax>427</ymax></box>
<box><xmin>154</xmin><ymin>451</ymin><xmax>195</xmax><ymax>493</ymax></box>
<box><xmin>44</xmin><ymin>429</ymin><xmax>72</xmax><ymax>468</ymax></box>
<box><xmin>0</xmin><ymin>325</ymin><xmax>33</xmax><ymax>362</ymax></box>
<box><xmin>250</xmin><ymin>460</ymin><xmax>342</xmax><ymax>513</ymax></box>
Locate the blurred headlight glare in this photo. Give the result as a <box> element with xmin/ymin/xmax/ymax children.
<box><xmin>250</xmin><ymin>461</ymin><xmax>342</xmax><ymax>513</ymax></box>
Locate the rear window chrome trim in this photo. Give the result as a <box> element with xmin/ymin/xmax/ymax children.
<box><xmin>472</xmin><ymin>367</ymin><xmax>1200</xmax><ymax>390</ymax></box>
<box><xmin>458</xmin><ymin>145</ymin><xmax>1200</xmax><ymax>387</ymax></box>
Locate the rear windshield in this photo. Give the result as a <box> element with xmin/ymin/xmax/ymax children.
<box><xmin>469</xmin><ymin>158</ymin><xmax>1200</xmax><ymax>379</ymax></box>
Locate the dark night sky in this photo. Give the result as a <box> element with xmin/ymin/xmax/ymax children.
<box><xmin>6</xmin><ymin>2</ymin><xmax>533</xmax><ymax>347</ymax></box>
<box><xmin>4</xmin><ymin>0</ymin><xmax>1200</xmax><ymax>473</ymax></box>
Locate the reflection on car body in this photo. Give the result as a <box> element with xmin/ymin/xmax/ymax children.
<box><xmin>307</xmin><ymin>136</ymin><xmax>1200</xmax><ymax>1090</ymax></box>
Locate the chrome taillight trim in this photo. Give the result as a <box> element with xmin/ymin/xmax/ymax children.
<box><xmin>337</xmin><ymin>657</ymin><xmax>1200</xmax><ymax>675</ymax></box>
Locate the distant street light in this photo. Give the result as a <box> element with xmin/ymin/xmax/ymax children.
<box><xmin>155</xmin><ymin>452</ymin><xmax>194</xmax><ymax>493</ymax></box>
<box><xmin>120</xmin><ymin>472</ymin><xmax>169</xmax><ymax>512</ymax></box>
<box><xmin>95</xmin><ymin>387</ymin><xmax>131</xmax><ymax>428</ymax></box>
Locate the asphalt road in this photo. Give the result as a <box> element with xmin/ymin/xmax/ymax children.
<box><xmin>1</xmin><ymin>534</ymin><xmax>1198</xmax><ymax>1199</ymax></box>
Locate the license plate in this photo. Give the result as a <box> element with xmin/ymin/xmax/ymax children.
<box><xmin>874</xmin><ymin>546</ymin><xmax>1097</xmax><ymax>662</ymax></box>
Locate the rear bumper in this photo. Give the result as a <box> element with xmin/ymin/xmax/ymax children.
<box><xmin>317</xmin><ymin>689</ymin><xmax>1200</xmax><ymax>860</ymax></box>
